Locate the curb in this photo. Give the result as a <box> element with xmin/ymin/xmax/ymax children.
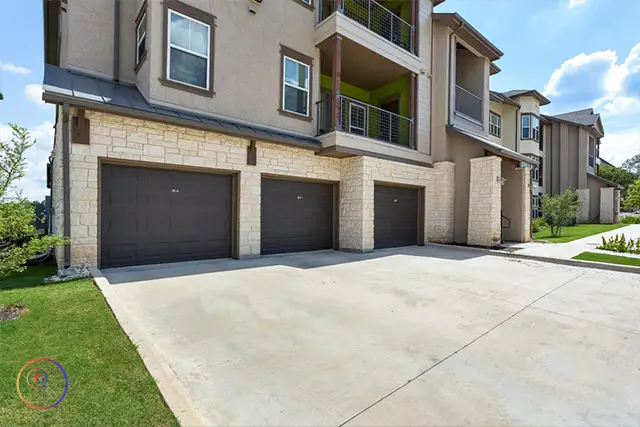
<box><xmin>425</xmin><ymin>243</ymin><xmax>640</xmax><ymax>275</ymax></box>
<box><xmin>90</xmin><ymin>268</ymin><xmax>212</xmax><ymax>427</ymax></box>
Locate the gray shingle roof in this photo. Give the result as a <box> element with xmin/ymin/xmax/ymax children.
<box><xmin>42</xmin><ymin>65</ymin><xmax>320</xmax><ymax>149</ymax></box>
<box><xmin>552</xmin><ymin>108</ymin><xmax>600</xmax><ymax>127</ymax></box>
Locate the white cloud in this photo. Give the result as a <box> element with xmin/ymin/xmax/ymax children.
<box><xmin>24</xmin><ymin>84</ymin><xmax>45</xmax><ymax>107</ymax></box>
<box><xmin>543</xmin><ymin>50</ymin><xmax>617</xmax><ymax>97</ymax></box>
<box><xmin>600</xmin><ymin>128</ymin><xmax>640</xmax><ymax>166</ymax></box>
<box><xmin>568</xmin><ymin>0</ymin><xmax>587</xmax><ymax>8</ymax></box>
<box><xmin>0</xmin><ymin>62</ymin><xmax>31</xmax><ymax>75</ymax></box>
<box><xmin>0</xmin><ymin>121</ymin><xmax>55</xmax><ymax>201</ymax></box>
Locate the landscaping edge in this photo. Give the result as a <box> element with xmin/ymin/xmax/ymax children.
<box><xmin>425</xmin><ymin>243</ymin><xmax>640</xmax><ymax>274</ymax></box>
<box><xmin>89</xmin><ymin>268</ymin><xmax>213</xmax><ymax>427</ymax></box>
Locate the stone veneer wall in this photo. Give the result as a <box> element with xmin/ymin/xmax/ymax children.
<box><xmin>576</xmin><ymin>189</ymin><xmax>590</xmax><ymax>223</ymax></box>
<box><xmin>467</xmin><ymin>156</ymin><xmax>502</xmax><ymax>247</ymax></box>
<box><xmin>427</xmin><ymin>161</ymin><xmax>455</xmax><ymax>242</ymax></box>
<box><xmin>600</xmin><ymin>187</ymin><xmax>614</xmax><ymax>224</ymax></box>
<box><xmin>52</xmin><ymin>110</ymin><xmax>454</xmax><ymax>267</ymax></box>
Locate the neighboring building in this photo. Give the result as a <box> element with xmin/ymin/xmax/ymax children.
<box><xmin>42</xmin><ymin>0</ymin><xmax>533</xmax><ymax>269</ymax></box>
<box><xmin>541</xmin><ymin>108</ymin><xmax>621</xmax><ymax>223</ymax></box>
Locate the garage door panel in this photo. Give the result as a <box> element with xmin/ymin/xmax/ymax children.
<box><xmin>261</xmin><ymin>178</ymin><xmax>334</xmax><ymax>255</ymax></box>
<box><xmin>374</xmin><ymin>184</ymin><xmax>419</xmax><ymax>249</ymax></box>
<box><xmin>101</xmin><ymin>164</ymin><xmax>233</xmax><ymax>268</ymax></box>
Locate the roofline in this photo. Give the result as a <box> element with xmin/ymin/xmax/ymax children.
<box><xmin>587</xmin><ymin>172</ymin><xmax>624</xmax><ymax>190</ymax></box>
<box><xmin>490</xmin><ymin>91</ymin><xmax>518</xmax><ymax>107</ymax></box>
<box><xmin>432</xmin><ymin>13</ymin><xmax>503</xmax><ymax>61</ymax></box>
<box><xmin>504</xmin><ymin>90</ymin><xmax>551</xmax><ymax>106</ymax></box>
<box><xmin>42</xmin><ymin>92</ymin><xmax>322</xmax><ymax>152</ymax></box>
<box><xmin>489</xmin><ymin>62</ymin><xmax>501</xmax><ymax>75</ymax></box>
<box><xmin>434</xmin><ymin>0</ymin><xmax>447</xmax><ymax>5</ymax></box>
<box><xmin>542</xmin><ymin>114</ymin><xmax>605</xmax><ymax>137</ymax></box>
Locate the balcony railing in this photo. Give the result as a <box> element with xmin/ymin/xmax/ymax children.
<box><xmin>316</xmin><ymin>94</ymin><xmax>414</xmax><ymax>149</ymax></box>
<box><xmin>454</xmin><ymin>85</ymin><xmax>483</xmax><ymax>124</ymax></box>
<box><xmin>318</xmin><ymin>0</ymin><xmax>415</xmax><ymax>54</ymax></box>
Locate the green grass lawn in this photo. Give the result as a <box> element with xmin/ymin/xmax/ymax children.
<box><xmin>533</xmin><ymin>223</ymin><xmax>628</xmax><ymax>243</ymax></box>
<box><xmin>0</xmin><ymin>263</ymin><xmax>177</xmax><ymax>427</ymax></box>
<box><xmin>573</xmin><ymin>251</ymin><xmax>640</xmax><ymax>267</ymax></box>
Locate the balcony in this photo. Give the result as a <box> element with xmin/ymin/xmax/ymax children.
<box><xmin>317</xmin><ymin>94</ymin><xmax>414</xmax><ymax>148</ymax></box>
<box><xmin>317</xmin><ymin>0</ymin><xmax>416</xmax><ymax>55</ymax></box>
<box><xmin>455</xmin><ymin>85</ymin><xmax>483</xmax><ymax>124</ymax></box>
<box><xmin>451</xmin><ymin>42</ymin><xmax>486</xmax><ymax>126</ymax></box>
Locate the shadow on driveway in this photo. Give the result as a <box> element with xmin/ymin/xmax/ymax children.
<box><xmin>102</xmin><ymin>244</ymin><xmax>485</xmax><ymax>285</ymax></box>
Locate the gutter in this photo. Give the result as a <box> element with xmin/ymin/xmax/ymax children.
<box><xmin>515</xmin><ymin>104</ymin><xmax>521</xmax><ymax>153</ymax></box>
<box><xmin>113</xmin><ymin>0</ymin><xmax>120</xmax><ymax>82</ymax></box>
<box><xmin>62</xmin><ymin>104</ymin><xmax>71</xmax><ymax>268</ymax></box>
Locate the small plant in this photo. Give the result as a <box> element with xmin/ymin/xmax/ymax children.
<box><xmin>597</xmin><ymin>233</ymin><xmax>640</xmax><ymax>254</ymax></box>
<box><xmin>621</xmin><ymin>216</ymin><xmax>640</xmax><ymax>224</ymax></box>
<box><xmin>531</xmin><ymin>217</ymin><xmax>548</xmax><ymax>233</ymax></box>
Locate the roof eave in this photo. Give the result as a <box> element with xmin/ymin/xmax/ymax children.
<box><xmin>433</xmin><ymin>13</ymin><xmax>503</xmax><ymax>61</ymax></box>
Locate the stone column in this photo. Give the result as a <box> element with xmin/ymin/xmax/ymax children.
<box><xmin>576</xmin><ymin>189</ymin><xmax>590</xmax><ymax>223</ymax></box>
<box><xmin>339</xmin><ymin>157</ymin><xmax>374</xmax><ymax>251</ymax></box>
<box><xmin>600</xmin><ymin>187</ymin><xmax>615</xmax><ymax>224</ymax></box>
<box><xmin>500</xmin><ymin>164</ymin><xmax>531</xmax><ymax>243</ymax></box>
<box><xmin>427</xmin><ymin>161</ymin><xmax>455</xmax><ymax>243</ymax></box>
<box><xmin>614</xmin><ymin>189</ymin><xmax>621</xmax><ymax>223</ymax></box>
<box><xmin>238</xmin><ymin>169</ymin><xmax>261</xmax><ymax>257</ymax></box>
<box><xmin>467</xmin><ymin>156</ymin><xmax>502</xmax><ymax>247</ymax></box>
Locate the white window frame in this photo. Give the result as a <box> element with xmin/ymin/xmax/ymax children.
<box><xmin>588</xmin><ymin>136</ymin><xmax>596</xmax><ymax>169</ymax></box>
<box><xmin>301</xmin><ymin>0</ymin><xmax>312</xmax><ymax>4</ymax></box>
<box><xmin>136</xmin><ymin>11</ymin><xmax>147</xmax><ymax>66</ymax></box>
<box><xmin>349</xmin><ymin>103</ymin><xmax>367</xmax><ymax>135</ymax></box>
<box><xmin>532</xmin><ymin>195</ymin><xmax>540</xmax><ymax>218</ymax></box>
<box><xmin>166</xmin><ymin>9</ymin><xmax>211</xmax><ymax>90</ymax></box>
<box><xmin>489</xmin><ymin>111</ymin><xmax>501</xmax><ymax>137</ymax></box>
<box><xmin>531</xmin><ymin>115</ymin><xmax>540</xmax><ymax>142</ymax></box>
<box><xmin>522</xmin><ymin>114</ymin><xmax>531</xmax><ymax>139</ymax></box>
<box><xmin>531</xmin><ymin>165</ymin><xmax>539</xmax><ymax>182</ymax></box>
<box><xmin>281</xmin><ymin>55</ymin><xmax>310</xmax><ymax>117</ymax></box>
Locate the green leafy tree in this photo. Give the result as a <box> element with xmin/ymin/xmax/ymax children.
<box><xmin>622</xmin><ymin>153</ymin><xmax>640</xmax><ymax>178</ymax></box>
<box><xmin>599</xmin><ymin>165</ymin><xmax>636</xmax><ymax>197</ymax></box>
<box><xmin>0</xmin><ymin>124</ymin><xmax>67</xmax><ymax>278</ymax></box>
<box><xmin>540</xmin><ymin>188</ymin><xmax>580</xmax><ymax>237</ymax></box>
<box><xmin>625</xmin><ymin>180</ymin><xmax>640</xmax><ymax>210</ymax></box>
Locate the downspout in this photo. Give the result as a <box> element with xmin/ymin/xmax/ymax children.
<box><xmin>113</xmin><ymin>0</ymin><xmax>120</xmax><ymax>82</ymax></box>
<box><xmin>515</xmin><ymin>105</ymin><xmax>521</xmax><ymax>153</ymax></box>
<box><xmin>62</xmin><ymin>104</ymin><xmax>71</xmax><ymax>268</ymax></box>
<box><xmin>446</xmin><ymin>21</ymin><xmax>465</xmax><ymax>126</ymax></box>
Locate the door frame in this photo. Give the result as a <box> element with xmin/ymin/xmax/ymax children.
<box><xmin>98</xmin><ymin>158</ymin><xmax>240</xmax><ymax>268</ymax></box>
<box><xmin>260</xmin><ymin>173</ymin><xmax>340</xmax><ymax>251</ymax></box>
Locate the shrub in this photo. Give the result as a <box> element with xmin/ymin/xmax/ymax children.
<box><xmin>540</xmin><ymin>189</ymin><xmax>580</xmax><ymax>237</ymax></box>
<box><xmin>597</xmin><ymin>234</ymin><xmax>640</xmax><ymax>254</ymax></box>
<box><xmin>621</xmin><ymin>216</ymin><xmax>640</xmax><ymax>224</ymax></box>
<box><xmin>531</xmin><ymin>217</ymin><xmax>548</xmax><ymax>233</ymax></box>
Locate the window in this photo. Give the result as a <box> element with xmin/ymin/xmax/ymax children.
<box><xmin>292</xmin><ymin>0</ymin><xmax>314</xmax><ymax>10</ymax></box>
<box><xmin>489</xmin><ymin>111</ymin><xmax>501</xmax><ymax>137</ymax></box>
<box><xmin>162</xmin><ymin>1</ymin><xmax>215</xmax><ymax>96</ymax></box>
<box><xmin>134</xmin><ymin>3</ymin><xmax>147</xmax><ymax>71</ymax></box>
<box><xmin>531</xmin><ymin>165</ymin><xmax>539</xmax><ymax>182</ymax></box>
<box><xmin>532</xmin><ymin>195</ymin><xmax>540</xmax><ymax>218</ymax></box>
<box><xmin>521</xmin><ymin>114</ymin><xmax>540</xmax><ymax>141</ymax></box>
<box><xmin>279</xmin><ymin>46</ymin><xmax>313</xmax><ymax>120</ymax></box>
<box><xmin>588</xmin><ymin>136</ymin><xmax>596</xmax><ymax>169</ymax></box>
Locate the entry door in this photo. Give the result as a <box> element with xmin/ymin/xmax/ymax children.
<box><xmin>374</xmin><ymin>184</ymin><xmax>419</xmax><ymax>249</ymax></box>
<box><xmin>100</xmin><ymin>164</ymin><xmax>233</xmax><ymax>268</ymax></box>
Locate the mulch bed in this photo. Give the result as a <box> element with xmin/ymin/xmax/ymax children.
<box><xmin>0</xmin><ymin>304</ymin><xmax>28</xmax><ymax>322</ymax></box>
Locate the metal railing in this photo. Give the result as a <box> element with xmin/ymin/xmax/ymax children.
<box><xmin>454</xmin><ymin>85</ymin><xmax>483</xmax><ymax>124</ymax></box>
<box><xmin>316</xmin><ymin>94</ymin><xmax>414</xmax><ymax>149</ymax></box>
<box><xmin>318</xmin><ymin>0</ymin><xmax>415</xmax><ymax>54</ymax></box>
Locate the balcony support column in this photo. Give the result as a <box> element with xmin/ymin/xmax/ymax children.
<box><xmin>331</xmin><ymin>34</ymin><xmax>342</xmax><ymax>130</ymax></box>
<box><xmin>410</xmin><ymin>0</ymin><xmax>417</xmax><ymax>53</ymax></box>
<box><xmin>409</xmin><ymin>72</ymin><xmax>417</xmax><ymax>149</ymax></box>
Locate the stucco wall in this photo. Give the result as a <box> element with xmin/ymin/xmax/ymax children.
<box><xmin>587</xmin><ymin>174</ymin><xmax>607</xmax><ymax>222</ymax></box>
<box><xmin>54</xmin><ymin>110</ymin><xmax>443</xmax><ymax>267</ymax></box>
<box><xmin>501</xmin><ymin>161</ymin><xmax>530</xmax><ymax>242</ymax></box>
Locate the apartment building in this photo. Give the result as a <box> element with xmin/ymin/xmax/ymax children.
<box><xmin>41</xmin><ymin>0</ymin><xmax>533</xmax><ymax>269</ymax></box>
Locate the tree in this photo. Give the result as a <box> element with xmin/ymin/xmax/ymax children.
<box><xmin>0</xmin><ymin>124</ymin><xmax>66</xmax><ymax>278</ymax></box>
<box><xmin>540</xmin><ymin>188</ymin><xmax>580</xmax><ymax>237</ymax></box>
<box><xmin>622</xmin><ymin>153</ymin><xmax>640</xmax><ymax>178</ymax></box>
<box><xmin>599</xmin><ymin>165</ymin><xmax>636</xmax><ymax>197</ymax></box>
<box><xmin>625</xmin><ymin>180</ymin><xmax>640</xmax><ymax>210</ymax></box>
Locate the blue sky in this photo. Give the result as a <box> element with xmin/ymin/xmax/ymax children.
<box><xmin>1</xmin><ymin>0</ymin><xmax>639</xmax><ymax>201</ymax></box>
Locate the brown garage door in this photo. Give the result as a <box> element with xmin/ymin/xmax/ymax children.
<box><xmin>100</xmin><ymin>164</ymin><xmax>233</xmax><ymax>268</ymax></box>
<box><xmin>374</xmin><ymin>184</ymin><xmax>419</xmax><ymax>249</ymax></box>
<box><xmin>261</xmin><ymin>178</ymin><xmax>334</xmax><ymax>255</ymax></box>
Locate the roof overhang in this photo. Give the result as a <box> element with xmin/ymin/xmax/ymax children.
<box><xmin>447</xmin><ymin>124</ymin><xmax>538</xmax><ymax>166</ymax></box>
<box><xmin>505</xmin><ymin>90</ymin><xmax>551</xmax><ymax>106</ymax></box>
<box><xmin>432</xmin><ymin>13</ymin><xmax>503</xmax><ymax>61</ymax></box>
<box><xmin>587</xmin><ymin>172</ymin><xmax>624</xmax><ymax>190</ymax></box>
<box><xmin>542</xmin><ymin>114</ymin><xmax>604</xmax><ymax>137</ymax></box>
<box><xmin>489</xmin><ymin>62</ymin><xmax>501</xmax><ymax>75</ymax></box>
<box><xmin>434</xmin><ymin>0</ymin><xmax>447</xmax><ymax>5</ymax></box>
<box><xmin>42</xmin><ymin>65</ymin><xmax>321</xmax><ymax>151</ymax></box>
<box><xmin>490</xmin><ymin>91</ymin><xmax>518</xmax><ymax>107</ymax></box>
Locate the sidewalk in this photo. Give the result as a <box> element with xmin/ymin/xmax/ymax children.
<box><xmin>512</xmin><ymin>224</ymin><xmax>640</xmax><ymax>260</ymax></box>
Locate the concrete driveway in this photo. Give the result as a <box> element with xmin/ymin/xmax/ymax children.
<box><xmin>101</xmin><ymin>246</ymin><xmax>640</xmax><ymax>426</ymax></box>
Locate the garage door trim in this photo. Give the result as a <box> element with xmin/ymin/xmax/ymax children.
<box><xmin>98</xmin><ymin>158</ymin><xmax>240</xmax><ymax>267</ymax></box>
<box><xmin>373</xmin><ymin>181</ymin><xmax>425</xmax><ymax>249</ymax></box>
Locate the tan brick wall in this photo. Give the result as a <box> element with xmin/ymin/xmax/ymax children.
<box><xmin>467</xmin><ymin>156</ymin><xmax>502</xmax><ymax>247</ymax></box>
<box><xmin>54</xmin><ymin>110</ymin><xmax>449</xmax><ymax>266</ymax></box>
<box><xmin>576</xmin><ymin>189</ymin><xmax>590</xmax><ymax>224</ymax></box>
<box><xmin>427</xmin><ymin>161</ymin><xmax>455</xmax><ymax>242</ymax></box>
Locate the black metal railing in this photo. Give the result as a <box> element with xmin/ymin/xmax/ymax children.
<box><xmin>318</xmin><ymin>0</ymin><xmax>415</xmax><ymax>54</ymax></box>
<box><xmin>316</xmin><ymin>94</ymin><xmax>414</xmax><ymax>148</ymax></box>
<box><xmin>454</xmin><ymin>85</ymin><xmax>483</xmax><ymax>124</ymax></box>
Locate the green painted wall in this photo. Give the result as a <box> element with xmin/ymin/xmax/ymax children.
<box><xmin>370</xmin><ymin>76</ymin><xmax>410</xmax><ymax>117</ymax></box>
<box><xmin>320</xmin><ymin>74</ymin><xmax>370</xmax><ymax>102</ymax></box>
